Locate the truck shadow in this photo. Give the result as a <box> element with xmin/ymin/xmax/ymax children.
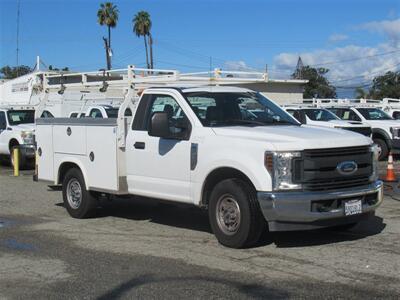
<box><xmin>95</xmin><ymin>196</ymin><xmax>212</xmax><ymax>234</ymax></box>
<box><xmin>96</xmin><ymin>274</ymin><xmax>288</xmax><ymax>300</ymax></box>
<box><xmin>57</xmin><ymin>196</ymin><xmax>387</xmax><ymax>248</ymax></box>
<box><xmin>260</xmin><ymin>216</ymin><xmax>386</xmax><ymax>248</ymax></box>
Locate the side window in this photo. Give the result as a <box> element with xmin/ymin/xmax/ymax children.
<box><xmin>0</xmin><ymin>112</ymin><xmax>6</xmax><ymax>130</ymax></box>
<box><xmin>286</xmin><ymin>109</ymin><xmax>303</xmax><ymax>123</ymax></box>
<box><xmin>125</xmin><ymin>108</ymin><xmax>132</xmax><ymax>117</ymax></box>
<box><xmin>70</xmin><ymin>113</ymin><xmax>78</xmax><ymax>118</ymax></box>
<box><xmin>342</xmin><ymin>109</ymin><xmax>361</xmax><ymax>121</ymax></box>
<box><xmin>393</xmin><ymin>111</ymin><xmax>400</xmax><ymax>120</ymax></box>
<box><xmin>146</xmin><ymin>94</ymin><xmax>188</xmax><ymax>131</ymax></box>
<box><xmin>90</xmin><ymin>109</ymin><xmax>103</xmax><ymax>118</ymax></box>
<box><xmin>41</xmin><ymin>110</ymin><xmax>54</xmax><ymax>118</ymax></box>
<box><xmin>132</xmin><ymin>94</ymin><xmax>151</xmax><ymax>130</ymax></box>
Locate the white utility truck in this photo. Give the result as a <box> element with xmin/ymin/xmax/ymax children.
<box><xmin>326</xmin><ymin>106</ymin><xmax>400</xmax><ymax>160</ymax></box>
<box><xmin>0</xmin><ymin>107</ymin><xmax>36</xmax><ymax>168</ymax></box>
<box><xmin>305</xmin><ymin>99</ymin><xmax>400</xmax><ymax>160</ymax></box>
<box><xmin>69</xmin><ymin>105</ymin><xmax>131</xmax><ymax>119</ymax></box>
<box><xmin>282</xmin><ymin>106</ymin><xmax>372</xmax><ymax>137</ymax></box>
<box><xmin>36</xmin><ymin>82</ymin><xmax>383</xmax><ymax>248</ymax></box>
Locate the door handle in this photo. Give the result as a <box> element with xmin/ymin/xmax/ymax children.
<box><xmin>134</xmin><ymin>142</ymin><xmax>145</xmax><ymax>149</ymax></box>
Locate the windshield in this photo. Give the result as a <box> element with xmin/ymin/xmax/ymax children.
<box><xmin>105</xmin><ymin>108</ymin><xmax>119</xmax><ymax>118</ymax></box>
<box><xmin>7</xmin><ymin>110</ymin><xmax>35</xmax><ymax>125</ymax></box>
<box><xmin>304</xmin><ymin>109</ymin><xmax>338</xmax><ymax>121</ymax></box>
<box><xmin>356</xmin><ymin>108</ymin><xmax>393</xmax><ymax>120</ymax></box>
<box><xmin>183</xmin><ymin>92</ymin><xmax>299</xmax><ymax>127</ymax></box>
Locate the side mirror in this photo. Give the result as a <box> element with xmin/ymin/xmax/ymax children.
<box><xmin>149</xmin><ymin>112</ymin><xmax>171</xmax><ymax>138</ymax></box>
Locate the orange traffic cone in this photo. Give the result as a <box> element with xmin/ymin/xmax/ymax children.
<box><xmin>384</xmin><ymin>152</ymin><xmax>397</xmax><ymax>182</ymax></box>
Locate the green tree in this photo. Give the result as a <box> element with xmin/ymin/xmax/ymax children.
<box><xmin>133</xmin><ymin>11</ymin><xmax>153</xmax><ymax>69</ymax></box>
<box><xmin>368</xmin><ymin>71</ymin><xmax>400</xmax><ymax>99</ymax></box>
<box><xmin>97</xmin><ymin>2</ymin><xmax>119</xmax><ymax>70</ymax></box>
<box><xmin>354</xmin><ymin>87</ymin><xmax>369</xmax><ymax>99</ymax></box>
<box><xmin>48</xmin><ymin>65</ymin><xmax>69</xmax><ymax>72</ymax></box>
<box><xmin>0</xmin><ymin>65</ymin><xmax>32</xmax><ymax>79</ymax></box>
<box><xmin>292</xmin><ymin>66</ymin><xmax>336</xmax><ymax>98</ymax></box>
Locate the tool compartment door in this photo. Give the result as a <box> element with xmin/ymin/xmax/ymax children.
<box><xmin>53</xmin><ymin>125</ymin><xmax>87</xmax><ymax>155</ymax></box>
<box><xmin>36</xmin><ymin>124</ymin><xmax>54</xmax><ymax>182</ymax></box>
<box><xmin>85</xmin><ymin>125</ymin><xmax>119</xmax><ymax>191</ymax></box>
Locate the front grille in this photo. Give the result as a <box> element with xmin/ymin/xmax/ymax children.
<box><xmin>294</xmin><ymin>146</ymin><xmax>372</xmax><ymax>191</ymax></box>
<box><xmin>341</xmin><ymin>127</ymin><xmax>372</xmax><ymax>137</ymax></box>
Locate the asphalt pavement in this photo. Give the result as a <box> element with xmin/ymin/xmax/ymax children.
<box><xmin>0</xmin><ymin>162</ymin><xmax>399</xmax><ymax>299</ymax></box>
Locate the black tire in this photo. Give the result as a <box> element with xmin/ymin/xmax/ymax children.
<box><xmin>208</xmin><ymin>179</ymin><xmax>266</xmax><ymax>248</ymax></box>
<box><xmin>9</xmin><ymin>146</ymin><xmax>26</xmax><ymax>170</ymax></box>
<box><xmin>331</xmin><ymin>222</ymin><xmax>358</xmax><ymax>231</ymax></box>
<box><xmin>373</xmin><ymin>138</ymin><xmax>388</xmax><ymax>161</ymax></box>
<box><xmin>62</xmin><ymin>168</ymin><xmax>97</xmax><ymax>218</ymax></box>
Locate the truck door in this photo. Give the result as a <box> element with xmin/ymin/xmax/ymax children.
<box><xmin>126</xmin><ymin>93</ymin><xmax>192</xmax><ymax>203</ymax></box>
<box><xmin>0</xmin><ymin>111</ymin><xmax>7</xmax><ymax>152</ymax></box>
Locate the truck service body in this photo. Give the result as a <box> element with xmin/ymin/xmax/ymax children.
<box><xmin>36</xmin><ymin>86</ymin><xmax>383</xmax><ymax>248</ymax></box>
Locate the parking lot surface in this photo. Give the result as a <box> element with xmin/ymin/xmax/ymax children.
<box><xmin>1</xmin><ymin>163</ymin><xmax>400</xmax><ymax>299</ymax></box>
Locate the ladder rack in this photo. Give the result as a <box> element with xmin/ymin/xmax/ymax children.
<box><xmin>42</xmin><ymin>65</ymin><xmax>269</xmax><ymax>93</ymax></box>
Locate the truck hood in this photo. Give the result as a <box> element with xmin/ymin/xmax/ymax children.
<box><xmin>327</xmin><ymin>120</ymin><xmax>369</xmax><ymax>127</ymax></box>
<box><xmin>365</xmin><ymin>120</ymin><xmax>400</xmax><ymax>128</ymax></box>
<box><xmin>212</xmin><ymin>125</ymin><xmax>371</xmax><ymax>151</ymax></box>
<box><xmin>10</xmin><ymin>123</ymin><xmax>36</xmax><ymax>132</ymax></box>
<box><xmin>310</xmin><ymin>119</ymin><xmax>369</xmax><ymax>128</ymax></box>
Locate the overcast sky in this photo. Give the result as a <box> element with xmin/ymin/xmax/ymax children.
<box><xmin>0</xmin><ymin>0</ymin><xmax>399</xmax><ymax>96</ymax></box>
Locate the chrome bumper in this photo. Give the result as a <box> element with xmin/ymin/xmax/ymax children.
<box><xmin>257</xmin><ymin>181</ymin><xmax>383</xmax><ymax>231</ymax></box>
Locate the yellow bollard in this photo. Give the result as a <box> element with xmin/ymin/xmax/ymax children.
<box><xmin>13</xmin><ymin>148</ymin><xmax>19</xmax><ymax>177</ymax></box>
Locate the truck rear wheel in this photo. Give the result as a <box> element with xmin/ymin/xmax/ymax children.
<box><xmin>62</xmin><ymin>168</ymin><xmax>97</xmax><ymax>218</ymax></box>
<box><xmin>208</xmin><ymin>179</ymin><xmax>266</xmax><ymax>248</ymax></box>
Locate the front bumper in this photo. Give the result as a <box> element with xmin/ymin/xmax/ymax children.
<box><xmin>257</xmin><ymin>181</ymin><xmax>383</xmax><ymax>231</ymax></box>
<box><xmin>18</xmin><ymin>144</ymin><xmax>36</xmax><ymax>158</ymax></box>
<box><xmin>390</xmin><ymin>138</ymin><xmax>400</xmax><ymax>151</ymax></box>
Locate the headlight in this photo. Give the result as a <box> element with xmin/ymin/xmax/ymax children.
<box><xmin>390</xmin><ymin>127</ymin><xmax>400</xmax><ymax>139</ymax></box>
<box><xmin>265</xmin><ymin>151</ymin><xmax>302</xmax><ymax>191</ymax></box>
<box><xmin>21</xmin><ymin>131</ymin><xmax>34</xmax><ymax>145</ymax></box>
<box><xmin>370</xmin><ymin>144</ymin><xmax>379</xmax><ymax>182</ymax></box>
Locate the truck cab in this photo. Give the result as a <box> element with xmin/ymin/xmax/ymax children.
<box><xmin>36</xmin><ymin>86</ymin><xmax>383</xmax><ymax>248</ymax></box>
<box><xmin>327</xmin><ymin>106</ymin><xmax>400</xmax><ymax>160</ymax></box>
<box><xmin>283</xmin><ymin>106</ymin><xmax>372</xmax><ymax>137</ymax></box>
<box><xmin>0</xmin><ymin>107</ymin><xmax>36</xmax><ymax>168</ymax></box>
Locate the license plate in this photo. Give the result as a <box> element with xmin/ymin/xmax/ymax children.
<box><xmin>344</xmin><ymin>200</ymin><xmax>362</xmax><ymax>216</ymax></box>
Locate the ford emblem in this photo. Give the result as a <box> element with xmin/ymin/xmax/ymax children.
<box><xmin>337</xmin><ymin>161</ymin><xmax>358</xmax><ymax>175</ymax></box>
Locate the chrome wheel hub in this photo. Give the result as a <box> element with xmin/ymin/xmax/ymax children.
<box><xmin>67</xmin><ymin>178</ymin><xmax>82</xmax><ymax>209</ymax></box>
<box><xmin>376</xmin><ymin>144</ymin><xmax>382</xmax><ymax>157</ymax></box>
<box><xmin>216</xmin><ymin>195</ymin><xmax>241</xmax><ymax>235</ymax></box>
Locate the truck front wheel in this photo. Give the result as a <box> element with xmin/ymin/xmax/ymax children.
<box><xmin>208</xmin><ymin>179</ymin><xmax>266</xmax><ymax>248</ymax></box>
<box><xmin>62</xmin><ymin>168</ymin><xmax>97</xmax><ymax>218</ymax></box>
<box><xmin>373</xmin><ymin>138</ymin><xmax>388</xmax><ymax>161</ymax></box>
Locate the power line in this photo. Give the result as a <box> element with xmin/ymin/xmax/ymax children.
<box><xmin>330</xmin><ymin>62</ymin><xmax>400</xmax><ymax>84</ymax></box>
<box><xmin>310</xmin><ymin>49</ymin><xmax>400</xmax><ymax>67</ymax></box>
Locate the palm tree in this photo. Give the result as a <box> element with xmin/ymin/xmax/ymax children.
<box><xmin>133</xmin><ymin>11</ymin><xmax>153</xmax><ymax>69</ymax></box>
<box><xmin>97</xmin><ymin>2</ymin><xmax>119</xmax><ymax>70</ymax></box>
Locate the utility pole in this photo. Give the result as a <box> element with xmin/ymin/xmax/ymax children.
<box><xmin>16</xmin><ymin>0</ymin><xmax>21</xmax><ymax>76</ymax></box>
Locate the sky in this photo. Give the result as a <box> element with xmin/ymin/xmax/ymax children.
<box><xmin>0</xmin><ymin>0</ymin><xmax>399</xmax><ymax>97</ymax></box>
